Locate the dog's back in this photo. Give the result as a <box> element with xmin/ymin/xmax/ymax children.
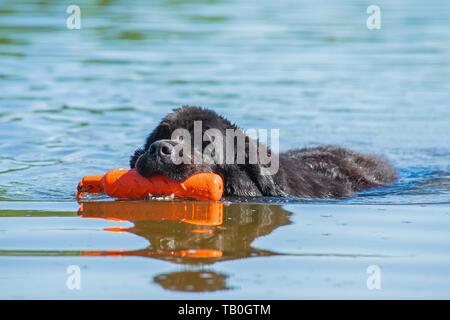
<box><xmin>276</xmin><ymin>145</ymin><xmax>397</xmax><ymax>198</ymax></box>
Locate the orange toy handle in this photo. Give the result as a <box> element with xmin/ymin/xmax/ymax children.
<box><xmin>77</xmin><ymin>169</ymin><xmax>223</xmax><ymax>201</ymax></box>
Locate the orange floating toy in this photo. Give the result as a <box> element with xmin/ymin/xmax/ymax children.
<box><xmin>77</xmin><ymin>168</ymin><xmax>223</xmax><ymax>201</ymax></box>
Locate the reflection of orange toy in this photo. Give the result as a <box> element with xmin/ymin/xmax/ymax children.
<box><xmin>77</xmin><ymin>168</ymin><xmax>223</xmax><ymax>201</ymax></box>
<box><xmin>81</xmin><ymin>249</ymin><xmax>223</xmax><ymax>259</ymax></box>
<box><xmin>78</xmin><ymin>201</ymin><xmax>224</xmax><ymax>259</ymax></box>
<box><xmin>79</xmin><ymin>201</ymin><xmax>223</xmax><ymax>226</ymax></box>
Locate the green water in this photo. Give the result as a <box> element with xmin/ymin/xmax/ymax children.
<box><xmin>0</xmin><ymin>0</ymin><xmax>449</xmax><ymax>298</ymax></box>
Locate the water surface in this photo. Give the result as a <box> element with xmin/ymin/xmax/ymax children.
<box><xmin>0</xmin><ymin>0</ymin><xmax>449</xmax><ymax>299</ymax></box>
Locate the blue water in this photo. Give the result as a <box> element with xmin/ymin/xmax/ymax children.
<box><xmin>0</xmin><ymin>0</ymin><xmax>449</xmax><ymax>299</ymax></box>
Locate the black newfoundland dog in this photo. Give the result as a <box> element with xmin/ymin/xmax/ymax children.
<box><xmin>130</xmin><ymin>106</ymin><xmax>396</xmax><ymax>198</ymax></box>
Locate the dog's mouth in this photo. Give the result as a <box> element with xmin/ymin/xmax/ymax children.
<box><xmin>135</xmin><ymin>153</ymin><xmax>213</xmax><ymax>181</ymax></box>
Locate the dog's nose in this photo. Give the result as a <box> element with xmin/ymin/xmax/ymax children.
<box><xmin>149</xmin><ymin>140</ymin><xmax>174</xmax><ymax>158</ymax></box>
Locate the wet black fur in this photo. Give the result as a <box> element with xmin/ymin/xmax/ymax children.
<box><xmin>130</xmin><ymin>106</ymin><xmax>396</xmax><ymax>198</ymax></box>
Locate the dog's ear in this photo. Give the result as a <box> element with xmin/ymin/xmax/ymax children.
<box><xmin>130</xmin><ymin>148</ymin><xmax>145</xmax><ymax>168</ymax></box>
<box><xmin>245</xmin><ymin>163</ymin><xmax>286</xmax><ymax>196</ymax></box>
<box><xmin>243</xmin><ymin>138</ymin><xmax>286</xmax><ymax>196</ymax></box>
<box><xmin>221</xmin><ymin>165</ymin><xmax>264</xmax><ymax>196</ymax></box>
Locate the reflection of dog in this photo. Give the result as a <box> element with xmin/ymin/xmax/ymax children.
<box><xmin>78</xmin><ymin>201</ymin><xmax>291</xmax><ymax>264</ymax></box>
<box><xmin>148</xmin><ymin>203</ymin><xmax>291</xmax><ymax>292</ymax></box>
<box><xmin>131</xmin><ymin>106</ymin><xmax>396</xmax><ymax>198</ymax></box>
<box><xmin>132</xmin><ymin>203</ymin><xmax>291</xmax><ymax>264</ymax></box>
<box><xmin>154</xmin><ymin>271</ymin><xmax>229</xmax><ymax>292</ymax></box>
<box><xmin>79</xmin><ymin>201</ymin><xmax>291</xmax><ymax>292</ymax></box>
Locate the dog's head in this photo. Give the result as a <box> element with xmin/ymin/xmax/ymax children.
<box><xmin>130</xmin><ymin>106</ymin><xmax>284</xmax><ymax>196</ymax></box>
